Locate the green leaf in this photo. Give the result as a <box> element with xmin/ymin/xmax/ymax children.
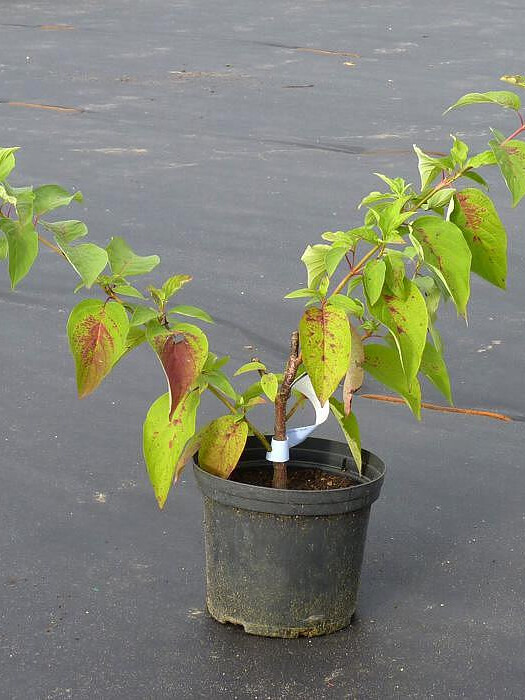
<box><xmin>67</xmin><ymin>299</ymin><xmax>129</xmax><ymax>398</ymax></box>
<box><xmin>4</xmin><ymin>184</ymin><xmax>35</xmax><ymax>227</ymax></box>
<box><xmin>0</xmin><ymin>148</ymin><xmax>18</xmax><ymax>182</ymax></box>
<box><xmin>329</xmin><ymin>398</ymin><xmax>362</xmax><ymax>473</ymax></box>
<box><xmin>41</xmin><ymin>219</ymin><xmax>88</xmax><ymax>242</ymax></box>
<box><xmin>106</xmin><ymin>236</ymin><xmax>160</xmax><ymax>277</ymax></box>
<box><xmin>466</xmin><ymin>150</ymin><xmax>497</xmax><ymax>169</ymax></box>
<box><xmin>420</xmin><ymin>338</ymin><xmax>452</xmax><ymax>405</ymax></box>
<box><xmin>444</xmin><ymin>90</ymin><xmax>521</xmax><ymax>113</ymax></box>
<box><xmin>425</xmin><ymin>188</ymin><xmax>455</xmax><ymax>210</ymax></box>
<box><xmin>168</xmin><ymin>304</ymin><xmax>214</xmax><ymax>323</ymax></box>
<box><xmin>198</xmin><ymin>415</ymin><xmax>248</xmax><ymax>478</ymax></box>
<box><xmin>33</xmin><ymin>185</ymin><xmax>82</xmax><ymax>216</ymax></box>
<box><xmin>301</xmin><ymin>244</ymin><xmax>330</xmax><ymax>288</ymax></box>
<box><xmin>242</xmin><ymin>380</ymin><xmax>264</xmax><ymax>403</ymax></box>
<box><xmin>413</xmin><ymin>146</ymin><xmax>444</xmax><ymax>189</ymax></box>
<box><xmin>261</xmin><ymin>373</ymin><xmax>278</xmax><ymax>402</ymax></box>
<box><xmin>411</xmin><ymin>216</ymin><xmax>472</xmax><ymax>316</ymax></box>
<box><xmin>369</xmin><ymin>280</ymin><xmax>428</xmax><ymax>383</ymax></box>
<box><xmin>56</xmin><ymin>241</ymin><xmax>108</xmax><ymax>289</ymax></box>
<box><xmin>384</xmin><ymin>252</ymin><xmax>406</xmax><ymax>297</ymax></box>
<box><xmin>284</xmin><ymin>288</ymin><xmax>322</xmax><ymax>300</ymax></box>
<box><xmin>489</xmin><ymin>139</ymin><xmax>525</xmax><ymax>207</ymax></box>
<box><xmin>121</xmin><ymin>326</ymin><xmax>146</xmax><ymax>359</ymax></box>
<box><xmin>376</xmin><ymin>198</ymin><xmax>413</xmax><ymax>239</ymax></box>
<box><xmin>0</xmin><ymin>218</ymin><xmax>38</xmax><ymax>288</ymax></box>
<box><xmin>0</xmin><ymin>232</ymin><xmax>7</xmax><ymax>259</ymax></box>
<box><xmin>112</xmin><ymin>283</ymin><xmax>145</xmax><ymax>299</ymax></box>
<box><xmin>130</xmin><ymin>306</ymin><xmax>158</xmax><ymax>326</ymax></box>
<box><xmin>162</xmin><ymin>274</ymin><xmax>192</xmax><ymax>299</ymax></box>
<box><xmin>343</xmin><ymin>324</ymin><xmax>365</xmax><ymax>415</ymax></box>
<box><xmin>451</xmin><ymin>188</ymin><xmax>507</xmax><ymax>289</ymax></box>
<box><xmin>462</xmin><ymin>171</ymin><xmax>489</xmax><ymax>188</ymax></box>
<box><xmin>0</xmin><ymin>183</ymin><xmax>17</xmax><ymax>205</ymax></box>
<box><xmin>325</xmin><ymin>245</ymin><xmax>349</xmax><ymax>276</ymax></box>
<box><xmin>0</xmin><ymin>147</ymin><xmax>19</xmax><ymax>180</ymax></box>
<box><xmin>148</xmin><ymin>323</ymin><xmax>208</xmax><ymax>419</ymax></box>
<box><xmin>450</xmin><ymin>135</ymin><xmax>469</xmax><ymax>167</ymax></box>
<box><xmin>299</xmin><ymin>304</ymin><xmax>351</xmax><ymax>403</ymax></box>
<box><xmin>234</xmin><ymin>361</ymin><xmax>266</xmax><ymax>376</ymax></box>
<box><xmin>204</xmin><ymin>369</ymin><xmax>237</xmax><ymax>400</ymax></box>
<box><xmin>328</xmin><ymin>294</ymin><xmax>364</xmax><ymax>317</ymax></box>
<box><xmin>143</xmin><ymin>390</ymin><xmax>200</xmax><ymax>508</ymax></box>
<box><xmin>363</xmin><ymin>259</ymin><xmax>386</xmax><ymax>306</ymax></box>
<box><xmin>364</xmin><ymin>343</ymin><xmax>421</xmax><ymax>418</ymax></box>
<box><xmin>500</xmin><ymin>74</ymin><xmax>525</xmax><ymax>89</ymax></box>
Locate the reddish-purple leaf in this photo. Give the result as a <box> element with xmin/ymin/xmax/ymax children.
<box><xmin>150</xmin><ymin>323</ymin><xmax>208</xmax><ymax>419</ymax></box>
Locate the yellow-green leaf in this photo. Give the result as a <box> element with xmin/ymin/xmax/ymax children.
<box><xmin>198</xmin><ymin>415</ymin><xmax>248</xmax><ymax>478</ymax></box>
<box><xmin>143</xmin><ymin>391</ymin><xmax>201</xmax><ymax>508</ymax></box>
<box><xmin>299</xmin><ymin>304</ymin><xmax>351</xmax><ymax>404</ymax></box>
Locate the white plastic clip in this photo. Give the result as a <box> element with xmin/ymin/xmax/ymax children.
<box><xmin>265</xmin><ymin>374</ymin><xmax>329</xmax><ymax>462</ymax></box>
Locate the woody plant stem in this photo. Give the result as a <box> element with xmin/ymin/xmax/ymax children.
<box><xmin>272</xmin><ymin>330</ymin><xmax>301</xmax><ymax>489</ymax></box>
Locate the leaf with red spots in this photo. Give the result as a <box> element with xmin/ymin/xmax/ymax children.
<box><xmin>67</xmin><ymin>299</ymin><xmax>129</xmax><ymax>398</ymax></box>
<box><xmin>368</xmin><ymin>280</ymin><xmax>428</xmax><ymax>384</ymax></box>
<box><xmin>148</xmin><ymin>322</ymin><xmax>208</xmax><ymax>419</ymax></box>
<box><xmin>198</xmin><ymin>415</ymin><xmax>248</xmax><ymax>478</ymax></box>
<box><xmin>451</xmin><ymin>188</ymin><xmax>507</xmax><ymax>289</ymax></box>
<box><xmin>411</xmin><ymin>216</ymin><xmax>472</xmax><ymax>317</ymax></box>
<box><xmin>343</xmin><ymin>325</ymin><xmax>364</xmax><ymax>415</ymax></box>
<box><xmin>143</xmin><ymin>390</ymin><xmax>201</xmax><ymax>508</ymax></box>
<box><xmin>299</xmin><ymin>304</ymin><xmax>351</xmax><ymax>404</ymax></box>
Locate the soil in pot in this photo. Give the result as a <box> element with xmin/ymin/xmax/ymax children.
<box><xmin>229</xmin><ymin>465</ymin><xmax>359</xmax><ymax>490</ymax></box>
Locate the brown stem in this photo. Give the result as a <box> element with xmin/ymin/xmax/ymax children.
<box><xmin>272</xmin><ymin>331</ymin><xmax>301</xmax><ymax>488</ymax></box>
<box><xmin>359</xmin><ymin>393</ymin><xmax>512</xmax><ymax>422</ymax></box>
<box><xmin>37</xmin><ymin>234</ymin><xmax>65</xmax><ymax>257</ymax></box>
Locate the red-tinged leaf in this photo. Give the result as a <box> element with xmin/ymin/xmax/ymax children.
<box><xmin>67</xmin><ymin>299</ymin><xmax>129</xmax><ymax>398</ymax></box>
<box><xmin>198</xmin><ymin>415</ymin><xmax>248</xmax><ymax>478</ymax></box>
<box><xmin>299</xmin><ymin>303</ymin><xmax>351</xmax><ymax>404</ymax></box>
<box><xmin>149</xmin><ymin>323</ymin><xmax>208</xmax><ymax>419</ymax></box>
<box><xmin>343</xmin><ymin>325</ymin><xmax>364</xmax><ymax>415</ymax></box>
<box><xmin>143</xmin><ymin>391</ymin><xmax>201</xmax><ymax>508</ymax></box>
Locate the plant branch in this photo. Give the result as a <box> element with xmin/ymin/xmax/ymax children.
<box><xmin>331</xmin><ymin>243</ymin><xmax>382</xmax><ymax>297</ymax></box>
<box><xmin>360</xmin><ymin>393</ymin><xmax>512</xmax><ymax>422</ymax></box>
<box><xmin>36</xmin><ymin>233</ymin><xmax>65</xmax><ymax>256</ymax></box>
<box><xmin>501</xmin><ymin>123</ymin><xmax>525</xmax><ymax>145</ymax></box>
<box><xmin>272</xmin><ymin>331</ymin><xmax>301</xmax><ymax>488</ymax></box>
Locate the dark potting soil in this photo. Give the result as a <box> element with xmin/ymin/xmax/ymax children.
<box><xmin>229</xmin><ymin>466</ymin><xmax>359</xmax><ymax>490</ymax></box>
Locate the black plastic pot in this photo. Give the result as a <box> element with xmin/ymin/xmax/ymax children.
<box><xmin>193</xmin><ymin>436</ymin><xmax>385</xmax><ymax>638</ymax></box>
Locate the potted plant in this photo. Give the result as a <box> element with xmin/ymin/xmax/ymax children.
<box><xmin>2</xmin><ymin>74</ymin><xmax>525</xmax><ymax>638</ymax></box>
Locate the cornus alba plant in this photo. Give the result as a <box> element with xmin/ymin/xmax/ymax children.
<box><xmin>2</xmin><ymin>74</ymin><xmax>525</xmax><ymax>506</ymax></box>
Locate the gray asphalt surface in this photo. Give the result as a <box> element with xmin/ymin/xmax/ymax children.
<box><xmin>1</xmin><ymin>1</ymin><xmax>525</xmax><ymax>698</ymax></box>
